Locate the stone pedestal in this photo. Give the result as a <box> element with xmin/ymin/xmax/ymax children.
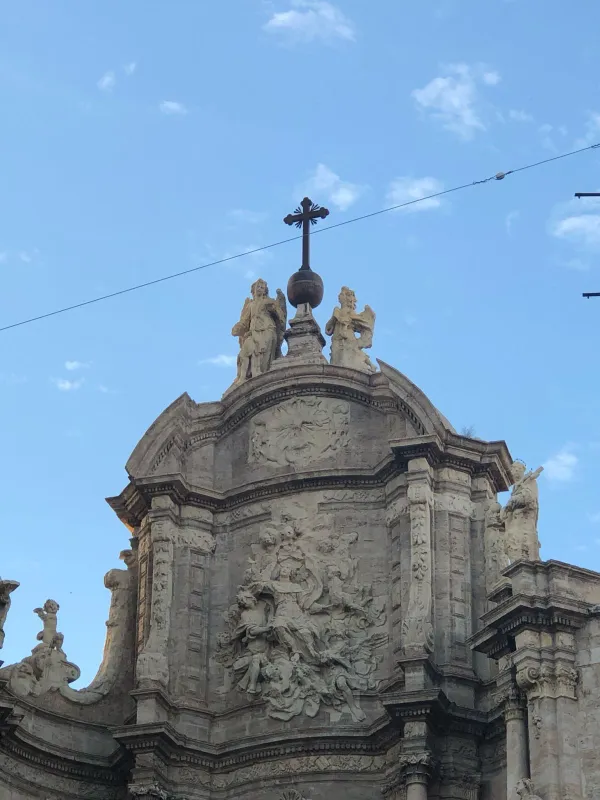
<box><xmin>272</xmin><ymin>303</ymin><xmax>326</xmax><ymax>367</ymax></box>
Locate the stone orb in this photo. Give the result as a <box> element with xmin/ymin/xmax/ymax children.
<box><xmin>287</xmin><ymin>268</ymin><xmax>324</xmax><ymax>309</ymax></box>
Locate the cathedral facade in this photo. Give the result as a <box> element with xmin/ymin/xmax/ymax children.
<box><xmin>1</xmin><ymin>207</ymin><xmax>599</xmax><ymax>799</ymax></box>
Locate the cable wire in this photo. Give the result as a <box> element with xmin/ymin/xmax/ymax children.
<box><xmin>2</xmin><ymin>141</ymin><xmax>598</xmax><ymax>333</ymax></box>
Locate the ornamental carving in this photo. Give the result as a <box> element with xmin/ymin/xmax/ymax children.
<box><xmin>249</xmin><ymin>397</ymin><xmax>350</xmax><ymax>468</ymax></box>
<box><xmin>216</xmin><ymin>510</ymin><xmax>387</xmax><ymax>721</ymax></box>
<box><xmin>516</xmin><ymin>661</ymin><xmax>578</xmax><ymax>700</ymax></box>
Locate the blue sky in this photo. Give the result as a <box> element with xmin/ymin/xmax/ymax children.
<box><xmin>1</xmin><ymin>0</ymin><xmax>600</xmax><ymax>684</ymax></box>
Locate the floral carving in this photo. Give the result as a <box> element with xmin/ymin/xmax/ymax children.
<box><xmin>215</xmin><ymin>510</ymin><xmax>387</xmax><ymax>721</ymax></box>
<box><xmin>249</xmin><ymin>397</ymin><xmax>350</xmax><ymax>468</ymax></box>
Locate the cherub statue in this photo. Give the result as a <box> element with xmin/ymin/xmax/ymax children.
<box><xmin>231</xmin><ymin>278</ymin><xmax>287</xmax><ymax>384</ymax></box>
<box><xmin>515</xmin><ymin>778</ymin><xmax>543</xmax><ymax>800</ymax></box>
<box><xmin>502</xmin><ymin>461</ymin><xmax>543</xmax><ymax>562</ymax></box>
<box><xmin>34</xmin><ymin>599</ymin><xmax>64</xmax><ymax>651</ymax></box>
<box><xmin>325</xmin><ymin>286</ymin><xmax>376</xmax><ymax>373</ymax></box>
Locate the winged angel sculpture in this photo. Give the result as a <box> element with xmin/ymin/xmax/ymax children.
<box><xmin>325</xmin><ymin>286</ymin><xmax>376</xmax><ymax>373</ymax></box>
<box><xmin>216</xmin><ymin>515</ymin><xmax>387</xmax><ymax>722</ymax></box>
<box><xmin>231</xmin><ymin>278</ymin><xmax>287</xmax><ymax>384</ymax></box>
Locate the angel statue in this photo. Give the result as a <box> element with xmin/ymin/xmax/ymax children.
<box><xmin>231</xmin><ymin>278</ymin><xmax>287</xmax><ymax>384</ymax></box>
<box><xmin>502</xmin><ymin>461</ymin><xmax>543</xmax><ymax>562</ymax></box>
<box><xmin>325</xmin><ymin>286</ymin><xmax>376</xmax><ymax>373</ymax></box>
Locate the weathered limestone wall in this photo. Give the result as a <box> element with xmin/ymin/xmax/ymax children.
<box><xmin>577</xmin><ymin>611</ymin><xmax>600</xmax><ymax>799</ymax></box>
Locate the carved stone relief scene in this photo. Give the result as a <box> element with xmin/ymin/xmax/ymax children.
<box><xmin>212</xmin><ymin>499</ymin><xmax>388</xmax><ymax>725</ymax></box>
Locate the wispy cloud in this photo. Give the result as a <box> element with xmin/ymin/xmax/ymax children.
<box><xmin>0</xmin><ymin>252</ymin><xmax>6</xmax><ymax>263</ymax></box>
<box><xmin>264</xmin><ymin>0</ymin><xmax>355</xmax><ymax>43</ymax></box>
<box><xmin>123</xmin><ymin>61</ymin><xmax>137</xmax><ymax>76</ymax></box>
<box><xmin>587</xmin><ymin>511</ymin><xmax>600</xmax><ymax>524</ymax></box>
<box><xmin>386</xmin><ymin>176</ymin><xmax>444</xmax><ymax>213</ymax></box>
<box><xmin>575</xmin><ymin>111</ymin><xmax>600</xmax><ymax>148</ymax></box>
<box><xmin>549</xmin><ymin>195</ymin><xmax>600</xmax><ymax>250</ymax></box>
<box><xmin>159</xmin><ymin>100</ymin><xmax>188</xmax><ymax>115</ymax></box>
<box><xmin>508</xmin><ymin>109</ymin><xmax>534</xmax><ymax>123</ymax></box>
<box><xmin>229</xmin><ymin>209</ymin><xmax>268</xmax><ymax>225</ymax></box>
<box><xmin>97</xmin><ymin>71</ymin><xmax>116</xmax><ymax>92</ymax></box>
<box><xmin>98</xmin><ymin>384</ymin><xmax>118</xmax><ymax>394</ymax></box>
<box><xmin>412</xmin><ymin>63</ymin><xmax>500</xmax><ymax>140</ymax></box>
<box><xmin>200</xmin><ymin>354</ymin><xmax>237</xmax><ymax>367</ymax></box>
<box><xmin>539</xmin><ymin>122</ymin><xmax>568</xmax><ymax>152</ymax></box>
<box><xmin>65</xmin><ymin>360</ymin><xmax>90</xmax><ymax>371</ymax></box>
<box><xmin>301</xmin><ymin>163</ymin><xmax>363</xmax><ymax>211</ymax></box>
<box><xmin>505</xmin><ymin>210</ymin><xmax>519</xmax><ymax>235</ymax></box>
<box><xmin>52</xmin><ymin>377</ymin><xmax>85</xmax><ymax>392</ymax></box>
<box><xmin>544</xmin><ymin>448</ymin><xmax>578</xmax><ymax>482</ymax></box>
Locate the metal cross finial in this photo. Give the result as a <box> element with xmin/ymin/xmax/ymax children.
<box><xmin>283</xmin><ymin>197</ymin><xmax>330</xmax><ymax>271</ymax></box>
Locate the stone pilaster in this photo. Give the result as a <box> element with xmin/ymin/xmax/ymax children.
<box><xmin>136</xmin><ymin>496</ymin><xmax>178</xmax><ymax>691</ymax></box>
<box><xmin>402</xmin><ymin>458</ymin><xmax>434</xmax><ymax>659</ymax></box>
<box><xmin>272</xmin><ymin>303</ymin><xmax>326</xmax><ymax>367</ymax></box>
<box><xmin>516</xmin><ymin>644</ymin><xmax>581</xmax><ymax>800</ymax></box>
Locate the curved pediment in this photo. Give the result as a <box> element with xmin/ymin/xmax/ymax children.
<box><xmin>119</xmin><ymin>361</ymin><xmax>456</xmax><ymax>486</ymax></box>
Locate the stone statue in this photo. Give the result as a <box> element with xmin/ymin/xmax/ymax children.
<box><xmin>232</xmin><ymin>278</ymin><xmax>287</xmax><ymax>384</ymax></box>
<box><xmin>34</xmin><ymin>599</ymin><xmax>64</xmax><ymax>651</ymax></box>
<box><xmin>325</xmin><ymin>286</ymin><xmax>375</xmax><ymax>373</ymax></box>
<box><xmin>215</xmin><ymin>511</ymin><xmax>387</xmax><ymax>722</ymax></box>
<box><xmin>0</xmin><ymin>577</ymin><xmax>19</xmax><ymax>649</ymax></box>
<box><xmin>502</xmin><ymin>461</ymin><xmax>543</xmax><ymax>562</ymax></box>
<box><xmin>0</xmin><ymin>597</ymin><xmax>81</xmax><ymax>698</ymax></box>
<box><xmin>515</xmin><ymin>778</ymin><xmax>543</xmax><ymax>799</ymax></box>
<box><xmin>483</xmin><ymin>500</ymin><xmax>510</xmax><ymax>594</ymax></box>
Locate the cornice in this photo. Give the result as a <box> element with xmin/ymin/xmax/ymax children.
<box><xmin>1</xmin><ymin>727</ymin><xmax>129</xmax><ymax>785</ymax></box>
<box><xmin>111</xmin><ymin>719</ymin><xmax>400</xmax><ymax>773</ymax></box>
<box><xmin>470</xmin><ymin>591</ymin><xmax>592</xmax><ymax>659</ymax></box>
<box><xmin>107</xmin><ymin>459</ymin><xmax>402</xmax><ymax>528</ymax></box>
<box><xmin>390</xmin><ymin>436</ymin><xmax>511</xmax><ymax>493</ymax></box>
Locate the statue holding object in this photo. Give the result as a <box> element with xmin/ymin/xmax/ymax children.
<box><xmin>0</xmin><ymin>577</ymin><xmax>19</xmax><ymax>650</ymax></box>
<box><xmin>502</xmin><ymin>461</ymin><xmax>543</xmax><ymax>562</ymax></box>
<box><xmin>232</xmin><ymin>278</ymin><xmax>287</xmax><ymax>384</ymax></box>
<box><xmin>325</xmin><ymin>286</ymin><xmax>376</xmax><ymax>374</ymax></box>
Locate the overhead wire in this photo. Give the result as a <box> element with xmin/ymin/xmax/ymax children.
<box><xmin>1</xmin><ymin>141</ymin><xmax>598</xmax><ymax>334</ymax></box>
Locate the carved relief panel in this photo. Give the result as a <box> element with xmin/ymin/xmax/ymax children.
<box><xmin>215</xmin><ymin>504</ymin><xmax>388</xmax><ymax>722</ymax></box>
<box><xmin>248</xmin><ymin>397</ymin><xmax>350</xmax><ymax>468</ymax></box>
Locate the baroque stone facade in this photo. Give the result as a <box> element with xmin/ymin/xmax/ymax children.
<box><xmin>1</xmin><ymin>275</ymin><xmax>599</xmax><ymax>800</ymax></box>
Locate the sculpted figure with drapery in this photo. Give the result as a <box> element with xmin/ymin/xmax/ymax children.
<box><xmin>216</xmin><ymin>510</ymin><xmax>387</xmax><ymax>722</ymax></box>
<box><xmin>232</xmin><ymin>278</ymin><xmax>287</xmax><ymax>383</ymax></box>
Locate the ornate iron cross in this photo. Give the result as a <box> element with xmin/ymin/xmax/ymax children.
<box><xmin>284</xmin><ymin>197</ymin><xmax>329</xmax><ymax>271</ymax></box>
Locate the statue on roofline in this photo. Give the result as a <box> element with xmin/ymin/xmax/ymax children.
<box><xmin>232</xmin><ymin>278</ymin><xmax>287</xmax><ymax>384</ymax></box>
<box><xmin>325</xmin><ymin>286</ymin><xmax>376</xmax><ymax>374</ymax></box>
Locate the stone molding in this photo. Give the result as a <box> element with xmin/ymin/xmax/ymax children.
<box><xmin>129</xmin><ymin>783</ymin><xmax>169</xmax><ymax>799</ymax></box>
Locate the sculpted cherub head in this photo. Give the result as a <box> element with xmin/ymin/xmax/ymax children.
<box><xmin>251</xmin><ymin>278</ymin><xmax>268</xmax><ymax>299</ymax></box>
<box><xmin>43</xmin><ymin>599</ymin><xmax>59</xmax><ymax>614</ymax></box>
<box><xmin>120</xmin><ymin>549</ymin><xmax>136</xmax><ymax>569</ymax></box>
<box><xmin>339</xmin><ymin>286</ymin><xmax>357</xmax><ymax>311</ymax></box>
<box><xmin>510</xmin><ymin>460</ymin><xmax>527</xmax><ymax>484</ymax></box>
<box><xmin>259</xmin><ymin>529</ymin><xmax>277</xmax><ymax>550</ymax></box>
<box><xmin>236</xmin><ymin>589</ymin><xmax>257</xmax><ymax>610</ymax></box>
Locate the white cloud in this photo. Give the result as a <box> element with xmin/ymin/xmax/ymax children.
<box><xmin>543</xmin><ymin>449</ymin><xmax>578</xmax><ymax>482</ymax></box>
<box><xmin>19</xmin><ymin>251</ymin><xmax>32</xmax><ymax>263</ymax></box>
<box><xmin>505</xmin><ymin>210</ymin><xmax>519</xmax><ymax>235</ymax></box>
<box><xmin>412</xmin><ymin>63</ymin><xmax>499</xmax><ymax>139</ymax></box>
<box><xmin>159</xmin><ymin>100</ymin><xmax>188</xmax><ymax>115</ymax></box>
<box><xmin>97</xmin><ymin>71</ymin><xmax>116</xmax><ymax>92</ymax></box>
<box><xmin>550</xmin><ymin>195</ymin><xmax>600</xmax><ymax>251</ymax></box>
<box><xmin>386</xmin><ymin>176</ymin><xmax>444</xmax><ymax>213</ymax></box>
<box><xmin>509</xmin><ymin>109</ymin><xmax>533</xmax><ymax>123</ymax></box>
<box><xmin>483</xmin><ymin>70</ymin><xmax>501</xmax><ymax>85</ymax></box>
<box><xmin>65</xmin><ymin>360</ymin><xmax>90</xmax><ymax>371</ymax></box>
<box><xmin>302</xmin><ymin>163</ymin><xmax>362</xmax><ymax>211</ymax></box>
<box><xmin>264</xmin><ymin>0</ymin><xmax>355</xmax><ymax>43</ymax></box>
<box><xmin>576</xmin><ymin>111</ymin><xmax>600</xmax><ymax>147</ymax></box>
<box><xmin>124</xmin><ymin>62</ymin><xmax>137</xmax><ymax>76</ymax></box>
<box><xmin>229</xmin><ymin>209</ymin><xmax>267</xmax><ymax>225</ymax></box>
<box><xmin>0</xmin><ymin>252</ymin><xmax>6</xmax><ymax>263</ymax></box>
<box><xmin>52</xmin><ymin>377</ymin><xmax>84</xmax><ymax>392</ymax></box>
<box><xmin>200</xmin><ymin>355</ymin><xmax>237</xmax><ymax>367</ymax></box>
<box><xmin>98</xmin><ymin>384</ymin><xmax>117</xmax><ymax>394</ymax></box>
